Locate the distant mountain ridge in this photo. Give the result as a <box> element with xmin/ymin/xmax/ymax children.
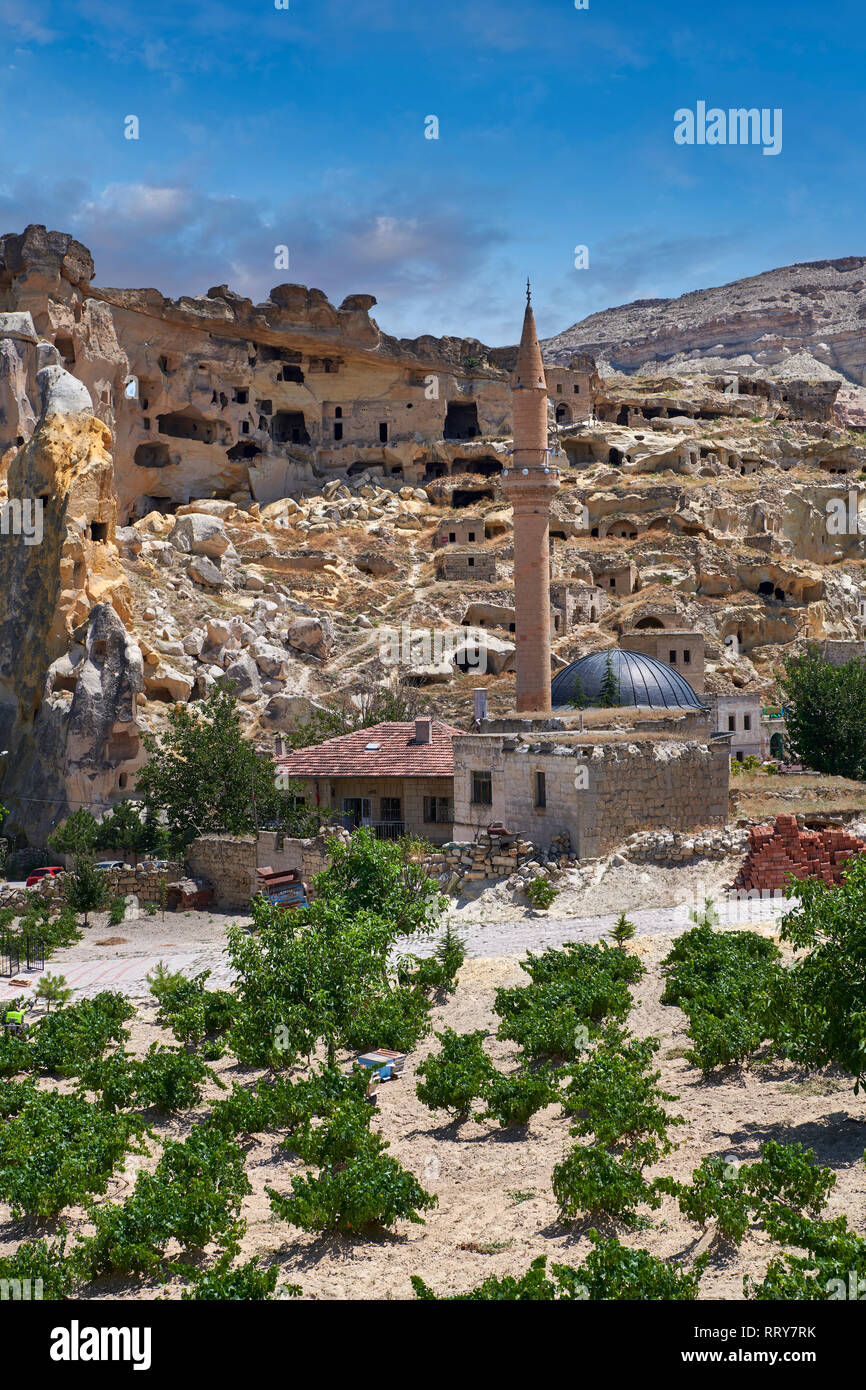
<box><xmin>541</xmin><ymin>257</ymin><xmax>866</xmax><ymax>389</ymax></box>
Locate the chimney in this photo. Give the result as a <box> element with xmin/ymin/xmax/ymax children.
<box><xmin>414</xmin><ymin>716</ymin><xmax>432</xmax><ymax>745</ymax></box>
<box><xmin>474</xmin><ymin>688</ymin><xmax>488</xmax><ymax>723</ymax></box>
<box><xmin>274</xmin><ymin>734</ymin><xmax>285</xmax><ymax>757</ymax></box>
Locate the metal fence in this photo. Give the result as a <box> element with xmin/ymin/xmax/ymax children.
<box><xmin>0</xmin><ymin>934</ymin><xmax>44</xmax><ymax>977</ymax></box>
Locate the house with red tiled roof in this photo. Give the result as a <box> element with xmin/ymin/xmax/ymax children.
<box><xmin>274</xmin><ymin>717</ymin><xmax>459</xmax><ymax>844</ymax></box>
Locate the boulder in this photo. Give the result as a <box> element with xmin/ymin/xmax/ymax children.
<box><xmin>285</xmin><ymin>614</ymin><xmax>331</xmax><ymax>659</ymax></box>
<box><xmin>189</xmin><ymin>555</ymin><xmax>229</xmax><ymax>589</ymax></box>
<box><xmin>168</xmin><ymin>513</ymin><xmax>230</xmax><ymax>558</ymax></box>
<box><xmin>223</xmin><ymin>651</ymin><xmax>261</xmax><ymax>700</ymax></box>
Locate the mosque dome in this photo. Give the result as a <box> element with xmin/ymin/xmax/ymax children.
<box><xmin>551</xmin><ymin>648</ymin><xmax>703</xmax><ymax>710</ymax></box>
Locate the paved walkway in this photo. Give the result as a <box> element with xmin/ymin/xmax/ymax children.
<box><xmin>0</xmin><ymin>894</ymin><xmax>791</xmax><ymax>1002</ymax></box>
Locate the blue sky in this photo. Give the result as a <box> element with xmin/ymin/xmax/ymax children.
<box><xmin>1</xmin><ymin>0</ymin><xmax>864</xmax><ymax>343</ymax></box>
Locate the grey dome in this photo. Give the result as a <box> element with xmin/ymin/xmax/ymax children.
<box><xmin>551</xmin><ymin>648</ymin><xmax>702</xmax><ymax>709</ymax></box>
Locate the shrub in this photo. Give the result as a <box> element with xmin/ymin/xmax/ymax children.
<box><xmin>480</xmin><ymin>1067</ymin><xmax>558</xmax><ymax>1128</ymax></box>
<box><xmin>27</xmin><ymin>992</ymin><xmax>136</xmax><ymax>1078</ymax></box>
<box><xmin>147</xmin><ymin>964</ymin><xmax>236</xmax><ymax>1046</ymax></box>
<box><xmin>108</xmin><ymin>896</ymin><xmax>127</xmax><ymax>926</ymax></box>
<box><xmin>495</xmin><ymin>942</ymin><xmax>642</xmax><ymax>1062</ymax></box>
<box><xmin>0</xmin><ymin>1090</ymin><xmax>147</xmax><ymax>1219</ymax></box>
<box><xmin>267</xmin><ymin>1151</ymin><xmax>437</xmax><ymax>1233</ymax></box>
<box><xmin>84</xmin><ymin>1045</ymin><xmax>218</xmax><ymax>1113</ymax></box>
<box><xmin>34</xmin><ymin>973</ymin><xmax>72</xmax><ymax>1013</ymax></box>
<box><xmin>552</xmin><ymin>1143</ymin><xmax>661</xmax><ymax>1227</ymax></box>
<box><xmin>0</xmin><ymin>1235</ymin><xmax>78</xmax><ymax>1300</ymax></box>
<box><xmin>180</xmin><ymin>1250</ymin><xmax>300</xmax><ymax>1301</ymax></box>
<box><xmin>415</xmin><ymin>1029</ymin><xmax>497</xmax><ymax>1119</ymax></box>
<box><xmin>660</xmin><ymin>922</ymin><xmax>784</xmax><ymax>1072</ymax></box>
<box><xmin>525</xmin><ymin>876</ymin><xmax>558</xmax><ymax>910</ymax></box>
<box><xmin>562</xmin><ymin>1024</ymin><xmax>683</xmax><ymax>1155</ymax></box>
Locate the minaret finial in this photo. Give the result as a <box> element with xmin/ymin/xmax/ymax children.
<box><xmin>526</xmin><ymin>277</ymin><xmax>531</xmax><ymax>305</ymax></box>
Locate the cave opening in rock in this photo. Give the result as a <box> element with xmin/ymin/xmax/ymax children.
<box><xmin>444</xmin><ymin>401</ymin><xmax>479</xmax><ymax>440</ymax></box>
<box><xmin>134</xmin><ymin>442</ymin><xmax>171</xmax><ymax>468</ymax></box>
<box><xmin>89</xmin><ymin>521</ymin><xmax>108</xmax><ymax>543</ymax></box>
<box><xmin>456</xmin><ymin>455</ymin><xmax>502</xmax><ymax>477</ymax></box>
<box><xmin>227</xmin><ymin>442</ymin><xmax>262</xmax><ymax>462</ymax></box>
<box><xmin>452</xmin><ymin>487</ymin><xmax>494</xmax><ymax>508</ymax></box>
<box><xmin>157</xmin><ymin>412</ymin><xmax>217</xmax><ymax>444</ymax></box>
<box><xmin>758</xmin><ymin>581</ymin><xmax>775</xmax><ymax>597</ymax></box>
<box><xmin>272</xmin><ymin>411</ymin><xmax>310</xmax><ymax>445</ymax></box>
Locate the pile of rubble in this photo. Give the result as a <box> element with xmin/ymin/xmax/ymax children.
<box><xmin>423</xmin><ymin>831</ymin><xmax>575</xmax><ymax>891</ymax></box>
<box><xmin>624</xmin><ymin>826</ymin><xmax>748</xmax><ymax>865</ymax></box>
<box><xmin>733</xmin><ymin>813</ymin><xmax>866</xmax><ymax>891</ymax></box>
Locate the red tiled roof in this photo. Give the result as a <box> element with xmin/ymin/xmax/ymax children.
<box><xmin>275</xmin><ymin>720</ymin><xmax>460</xmax><ymax>779</ymax></box>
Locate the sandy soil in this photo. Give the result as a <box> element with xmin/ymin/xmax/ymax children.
<box><xmin>4</xmin><ymin>915</ymin><xmax>865</xmax><ymax>1302</ymax></box>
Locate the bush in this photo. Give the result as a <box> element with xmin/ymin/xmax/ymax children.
<box><xmin>415</xmin><ymin>1029</ymin><xmax>497</xmax><ymax>1119</ymax></box>
<box><xmin>552</xmin><ymin>1143</ymin><xmax>661</xmax><ymax>1227</ymax></box>
<box><xmin>84</xmin><ymin>1045</ymin><xmax>218</xmax><ymax>1113</ymax></box>
<box><xmin>660</xmin><ymin>922</ymin><xmax>784</xmax><ymax>1072</ymax></box>
<box><xmin>660</xmin><ymin>1141</ymin><xmax>836</xmax><ymax>1248</ymax></box>
<box><xmin>480</xmin><ymin>1067</ymin><xmax>558</xmax><ymax>1128</ymax></box>
<box><xmin>267</xmin><ymin>1151</ymin><xmax>437</xmax><ymax>1233</ymax></box>
<box><xmin>412</xmin><ymin>1236</ymin><xmax>705</xmax><ymax>1301</ymax></box>
<box><xmin>562</xmin><ymin>1024</ymin><xmax>683</xmax><ymax>1155</ymax></box>
<box><xmin>108</xmin><ymin>896</ymin><xmax>127</xmax><ymax>926</ymax></box>
<box><xmin>495</xmin><ymin>942</ymin><xmax>642</xmax><ymax>1062</ymax></box>
<box><xmin>78</xmin><ymin>1126</ymin><xmax>251</xmax><ymax>1278</ymax></box>
<box><xmin>147</xmin><ymin>964</ymin><xmax>236</xmax><ymax>1047</ymax></box>
<box><xmin>0</xmin><ymin>1236</ymin><xmax>78</xmax><ymax>1300</ymax></box>
<box><xmin>525</xmin><ymin>876</ymin><xmax>558</xmax><ymax>910</ymax></box>
<box><xmin>0</xmin><ymin>1090</ymin><xmax>147</xmax><ymax>1219</ymax></box>
<box><xmin>180</xmin><ymin>1250</ymin><xmax>300</xmax><ymax>1301</ymax></box>
<box><xmin>17</xmin><ymin>992</ymin><xmax>135</xmax><ymax>1079</ymax></box>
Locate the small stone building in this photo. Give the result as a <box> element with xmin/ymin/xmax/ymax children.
<box><xmin>451</xmin><ymin>729</ymin><xmax>729</xmax><ymax>857</ymax></box>
<box><xmin>621</xmin><ymin>629</ymin><xmax>705</xmax><ymax>694</ymax></box>
<box><xmin>433</xmin><ymin>515</ymin><xmax>486</xmax><ymax>548</ymax></box>
<box><xmin>550</xmin><ymin>581</ymin><xmax>608</xmax><ymax>632</ymax></box>
<box><xmin>591</xmin><ymin>559</ymin><xmax>639</xmax><ymax>595</ymax></box>
<box><xmin>435</xmin><ymin>548</ymin><xmax>496</xmax><ymax>581</ymax></box>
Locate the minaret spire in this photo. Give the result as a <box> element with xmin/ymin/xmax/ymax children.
<box><xmin>502</xmin><ymin>282</ymin><xmax>560</xmax><ymax>714</ymax></box>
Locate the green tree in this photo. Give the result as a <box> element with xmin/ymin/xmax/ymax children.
<box><xmin>35</xmin><ymin>973</ymin><xmax>72</xmax><ymax>1013</ymax></box>
<box><xmin>780</xmin><ymin>645</ymin><xmax>866</xmax><ymax>778</ymax></box>
<box><xmin>598</xmin><ymin>653</ymin><xmax>621</xmax><ymax>708</ymax></box>
<box><xmin>63</xmin><ymin>857</ymin><xmax>108</xmax><ymax>927</ymax></box>
<box><xmin>48</xmin><ymin>808</ymin><xmax>99</xmax><ymax>858</ymax></box>
<box><xmin>94</xmin><ymin>800</ymin><xmax>167</xmax><ymax>862</ymax></box>
<box><xmin>609</xmin><ymin>911</ymin><xmax>636</xmax><ymax>950</ymax></box>
<box><xmin>767</xmin><ymin>854</ymin><xmax>866</xmax><ymax>1091</ymax></box>
<box><xmin>136</xmin><ymin>681</ymin><xmax>315</xmax><ymax>851</ymax></box>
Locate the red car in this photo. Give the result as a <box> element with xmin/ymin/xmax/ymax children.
<box><xmin>24</xmin><ymin>866</ymin><xmax>65</xmax><ymax>889</ymax></box>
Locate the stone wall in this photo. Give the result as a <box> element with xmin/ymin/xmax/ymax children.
<box><xmin>185</xmin><ymin>827</ymin><xmax>352</xmax><ymax>908</ymax></box>
<box><xmin>420</xmin><ymin>831</ymin><xmax>571</xmax><ymax>889</ymax></box>
<box><xmin>435</xmin><ymin>549</ymin><xmax>496</xmax><ymax>581</ymax></box>
<box><xmin>0</xmin><ymin>861</ymin><xmax>184</xmax><ymax>912</ymax></box>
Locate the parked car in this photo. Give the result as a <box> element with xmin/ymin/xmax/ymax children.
<box><xmin>94</xmin><ymin>861</ymin><xmax>131</xmax><ymax>871</ymax></box>
<box><xmin>24</xmin><ymin>866</ymin><xmax>65</xmax><ymax>888</ymax></box>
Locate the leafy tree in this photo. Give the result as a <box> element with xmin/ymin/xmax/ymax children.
<box><xmin>781</xmin><ymin>645</ymin><xmax>866</xmax><ymax>777</ymax></box>
<box><xmin>598</xmin><ymin>653</ymin><xmax>621</xmax><ymax>708</ymax></box>
<box><xmin>136</xmin><ymin>681</ymin><xmax>315</xmax><ymax>852</ymax></box>
<box><xmin>312</xmin><ymin>827</ymin><xmax>445</xmax><ymax>938</ymax></box>
<box><xmin>94</xmin><ymin>800</ymin><xmax>168</xmax><ymax>861</ymax></box>
<box><xmin>63</xmin><ymin>856</ymin><xmax>108</xmax><ymax>927</ymax></box>
<box><xmin>35</xmin><ymin>973</ymin><xmax>72</xmax><ymax>1013</ymax></box>
<box><xmin>48</xmin><ymin>808</ymin><xmax>99</xmax><ymax>857</ymax></box>
<box><xmin>767</xmin><ymin>855</ymin><xmax>866</xmax><ymax>1091</ymax></box>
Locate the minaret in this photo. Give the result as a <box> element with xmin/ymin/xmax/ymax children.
<box><xmin>502</xmin><ymin>282</ymin><xmax>560</xmax><ymax>713</ymax></box>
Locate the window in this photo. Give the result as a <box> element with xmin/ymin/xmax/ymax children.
<box><xmin>743</xmin><ymin>714</ymin><xmax>751</xmax><ymax>731</ymax></box>
<box><xmin>574</xmin><ymin>384</ymin><xmax>581</xmax><ymax>394</ymax></box>
<box><xmin>557</xmin><ymin>384</ymin><xmax>562</xmax><ymax>394</ymax></box>
<box><xmin>468</xmin><ymin>531</ymin><xmax>475</xmax><ymax>541</ymax></box>
<box><xmin>424</xmin><ymin>796</ymin><xmax>453</xmax><ymax>824</ymax></box>
<box><xmin>449</xmin><ymin>532</ymin><xmax>456</xmax><ymax>543</ymax></box>
<box><xmin>380</xmin><ymin>797</ymin><xmax>402</xmax><ymax>823</ymax></box>
<box><xmin>234</xmin><ymin>388</ymin><xmax>248</xmax><ymax>404</ymax></box>
<box><xmin>735</xmin><ymin>751</ymin><xmax>744</xmax><ymax>762</ymax></box>
<box><xmin>334</xmin><ymin>423</ymin><xmax>343</xmax><ymax>441</ymax></box>
<box><xmin>534</xmin><ymin>770</ymin><xmax>546</xmax><ymax>809</ymax></box>
<box><xmin>468</xmin><ymin>557</ymin><xmax>475</xmax><ymax>567</ymax></box>
<box><xmin>669</xmin><ymin>650</ymin><xmax>677</xmax><ymax>664</ymax></box>
<box><xmin>471</xmin><ymin>771</ymin><xmax>492</xmax><ymax>805</ymax></box>
<box><xmin>728</xmin><ymin>715</ymin><xmax>736</xmax><ymax>732</ymax></box>
<box><xmin>335</xmin><ymin>406</ymin><xmax>342</xmax><ymax>418</ymax></box>
<box><xmin>379</xmin><ymin>422</ymin><xmax>388</xmax><ymax>442</ymax></box>
<box><xmin>609</xmin><ymin>577</ymin><xmax>616</xmax><ymax>589</ymax></box>
<box><xmin>684</xmin><ymin>649</ymin><xmax>691</xmax><ymax>664</ymax></box>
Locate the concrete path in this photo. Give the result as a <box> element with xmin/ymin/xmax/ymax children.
<box><xmin>0</xmin><ymin>893</ymin><xmax>791</xmax><ymax>1003</ymax></box>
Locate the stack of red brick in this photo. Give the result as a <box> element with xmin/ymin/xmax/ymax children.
<box><xmin>734</xmin><ymin>814</ymin><xmax>866</xmax><ymax>892</ymax></box>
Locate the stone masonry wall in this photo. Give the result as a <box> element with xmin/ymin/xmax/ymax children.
<box><xmin>0</xmin><ymin>861</ymin><xmax>184</xmax><ymax>912</ymax></box>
